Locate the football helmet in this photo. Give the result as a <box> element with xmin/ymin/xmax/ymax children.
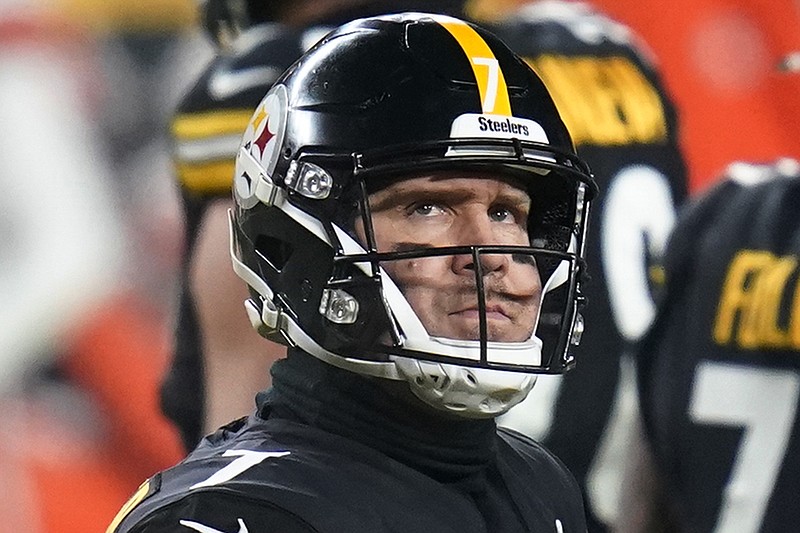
<box><xmin>230</xmin><ymin>13</ymin><xmax>596</xmax><ymax>418</ymax></box>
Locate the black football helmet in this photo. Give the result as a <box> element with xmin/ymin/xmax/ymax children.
<box><xmin>230</xmin><ymin>12</ymin><xmax>596</xmax><ymax>417</ymax></box>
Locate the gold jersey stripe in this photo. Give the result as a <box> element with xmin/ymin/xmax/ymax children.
<box><xmin>177</xmin><ymin>160</ymin><xmax>236</xmax><ymax>195</ymax></box>
<box><xmin>434</xmin><ymin>16</ymin><xmax>512</xmax><ymax>116</ymax></box>
<box><xmin>172</xmin><ymin>110</ymin><xmax>254</xmax><ymax>141</ymax></box>
<box><xmin>106</xmin><ymin>479</ymin><xmax>151</xmax><ymax>533</ymax></box>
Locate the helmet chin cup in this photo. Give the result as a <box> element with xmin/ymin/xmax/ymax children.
<box><xmin>394</xmin><ymin>357</ymin><xmax>538</xmax><ymax>418</ymax></box>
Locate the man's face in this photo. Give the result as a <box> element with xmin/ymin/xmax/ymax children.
<box><xmin>356</xmin><ymin>171</ymin><xmax>542</xmax><ymax>343</ymax></box>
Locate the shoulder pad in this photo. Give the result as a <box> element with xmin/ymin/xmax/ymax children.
<box><xmin>172</xmin><ymin>23</ymin><xmax>330</xmax><ymax>197</ymax></box>
<box><xmin>725</xmin><ymin>158</ymin><xmax>800</xmax><ymax>187</ymax></box>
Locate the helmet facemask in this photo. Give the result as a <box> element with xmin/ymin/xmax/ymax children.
<box><xmin>232</xmin><ymin>140</ymin><xmax>591</xmax><ymax>418</ymax></box>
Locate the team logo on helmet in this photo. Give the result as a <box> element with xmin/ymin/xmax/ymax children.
<box><xmin>449</xmin><ymin>113</ymin><xmax>548</xmax><ymax>142</ymax></box>
<box><xmin>446</xmin><ymin>113</ymin><xmax>551</xmax><ymax>161</ymax></box>
<box><xmin>234</xmin><ymin>84</ymin><xmax>288</xmax><ymax>206</ymax></box>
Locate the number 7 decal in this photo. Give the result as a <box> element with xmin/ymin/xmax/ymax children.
<box><xmin>433</xmin><ymin>16</ymin><xmax>511</xmax><ymax>115</ymax></box>
<box><xmin>471</xmin><ymin>57</ymin><xmax>500</xmax><ymax>113</ymax></box>
<box><xmin>191</xmin><ymin>450</ymin><xmax>291</xmax><ymax>490</ymax></box>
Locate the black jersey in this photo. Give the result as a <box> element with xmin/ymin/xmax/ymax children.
<box><xmin>109</xmin><ymin>419</ymin><xmax>586</xmax><ymax>533</ymax></box>
<box><xmin>490</xmin><ymin>3</ymin><xmax>688</xmax><ymax>531</ymax></box>
<box><xmin>115</xmin><ymin>352</ymin><xmax>587</xmax><ymax>533</ymax></box>
<box><xmin>637</xmin><ymin>159</ymin><xmax>800</xmax><ymax>533</ymax></box>
<box><xmin>170</xmin><ymin>24</ymin><xmax>321</xmax><ymax>200</ymax></box>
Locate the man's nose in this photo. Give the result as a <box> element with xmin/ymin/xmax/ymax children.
<box><xmin>450</xmin><ymin>218</ymin><xmax>508</xmax><ymax>275</ymax></box>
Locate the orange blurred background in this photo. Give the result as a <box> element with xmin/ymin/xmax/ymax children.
<box><xmin>570</xmin><ymin>0</ymin><xmax>800</xmax><ymax>192</ymax></box>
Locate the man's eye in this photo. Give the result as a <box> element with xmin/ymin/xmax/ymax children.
<box><xmin>489</xmin><ymin>207</ymin><xmax>514</xmax><ymax>222</ymax></box>
<box><xmin>412</xmin><ymin>203</ymin><xmax>444</xmax><ymax>216</ymax></box>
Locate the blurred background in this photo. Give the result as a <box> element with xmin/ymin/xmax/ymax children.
<box><xmin>1</xmin><ymin>0</ymin><xmax>207</xmax><ymax>530</ymax></box>
<box><xmin>0</xmin><ymin>0</ymin><xmax>797</xmax><ymax>531</ymax></box>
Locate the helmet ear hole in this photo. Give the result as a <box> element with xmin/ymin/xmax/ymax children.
<box><xmin>255</xmin><ymin>235</ymin><xmax>294</xmax><ymax>271</ymax></box>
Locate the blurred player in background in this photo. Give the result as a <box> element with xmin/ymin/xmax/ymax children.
<box><xmin>162</xmin><ymin>0</ymin><xmax>470</xmax><ymax>451</ymax></box>
<box><xmin>618</xmin><ymin>157</ymin><xmax>800</xmax><ymax>533</ymax></box>
<box><xmin>482</xmin><ymin>2</ymin><xmax>688</xmax><ymax>531</ymax></box>
<box><xmin>614</xmin><ymin>48</ymin><xmax>800</xmax><ymax>533</ymax></box>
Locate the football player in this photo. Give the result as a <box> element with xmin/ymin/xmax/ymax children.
<box><xmin>165</xmin><ymin>5</ymin><xmax>690</xmax><ymax>531</ymax></box>
<box><xmin>109</xmin><ymin>12</ymin><xmax>596</xmax><ymax>532</ymax></box>
<box><xmin>162</xmin><ymin>0</ymin><xmax>469</xmax><ymax>450</ymax></box>
<box><xmin>619</xmin><ymin>157</ymin><xmax>800</xmax><ymax>533</ymax></box>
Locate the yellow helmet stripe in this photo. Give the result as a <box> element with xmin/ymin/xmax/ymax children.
<box><xmin>433</xmin><ymin>16</ymin><xmax>512</xmax><ymax>116</ymax></box>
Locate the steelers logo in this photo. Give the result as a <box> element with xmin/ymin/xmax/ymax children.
<box><xmin>234</xmin><ymin>84</ymin><xmax>288</xmax><ymax>208</ymax></box>
<box><xmin>248</xmin><ymin>84</ymin><xmax>287</xmax><ymax>173</ymax></box>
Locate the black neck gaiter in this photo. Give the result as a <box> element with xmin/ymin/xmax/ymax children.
<box><xmin>258</xmin><ymin>349</ymin><xmax>498</xmax><ymax>485</ymax></box>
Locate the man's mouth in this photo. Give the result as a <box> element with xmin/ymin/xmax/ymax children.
<box><xmin>451</xmin><ymin>304</ymin><xmax>512</xmax><ymax>322</ymax></box>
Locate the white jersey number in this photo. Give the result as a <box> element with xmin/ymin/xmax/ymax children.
<box><xmin>588</xmin><ymin>164</ymin><xmax>677</xmax><ymax>523</ymax></box>
<box><xmin>601</xmin><ymin>164</ymin><xmax>676</xmax><ymax>341</ymax></box>
<box><xmin>191</xmin><ymin>450</ymin><xmax>290</xmax><ymax>490</ymax></box>
<box><xmin>689</xmin><ymin>361</ymin><xmax>799</xmax><ymax>533</ymax></box>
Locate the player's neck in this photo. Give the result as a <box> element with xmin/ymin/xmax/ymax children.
<box><xmin>262</xmin><ymin>349</ymin><xmax>498</xmax><ymax>483</ymax></box>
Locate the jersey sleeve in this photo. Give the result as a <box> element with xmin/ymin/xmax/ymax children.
<box><xmin>498</xmin><ymin>427</ymin><xmax>588</xmax><ymax>532</ymax></box>
<box><xmin>109</xmin><ymin>479</ymin><xmax>318</xmax><ymax>533</ymax></box>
